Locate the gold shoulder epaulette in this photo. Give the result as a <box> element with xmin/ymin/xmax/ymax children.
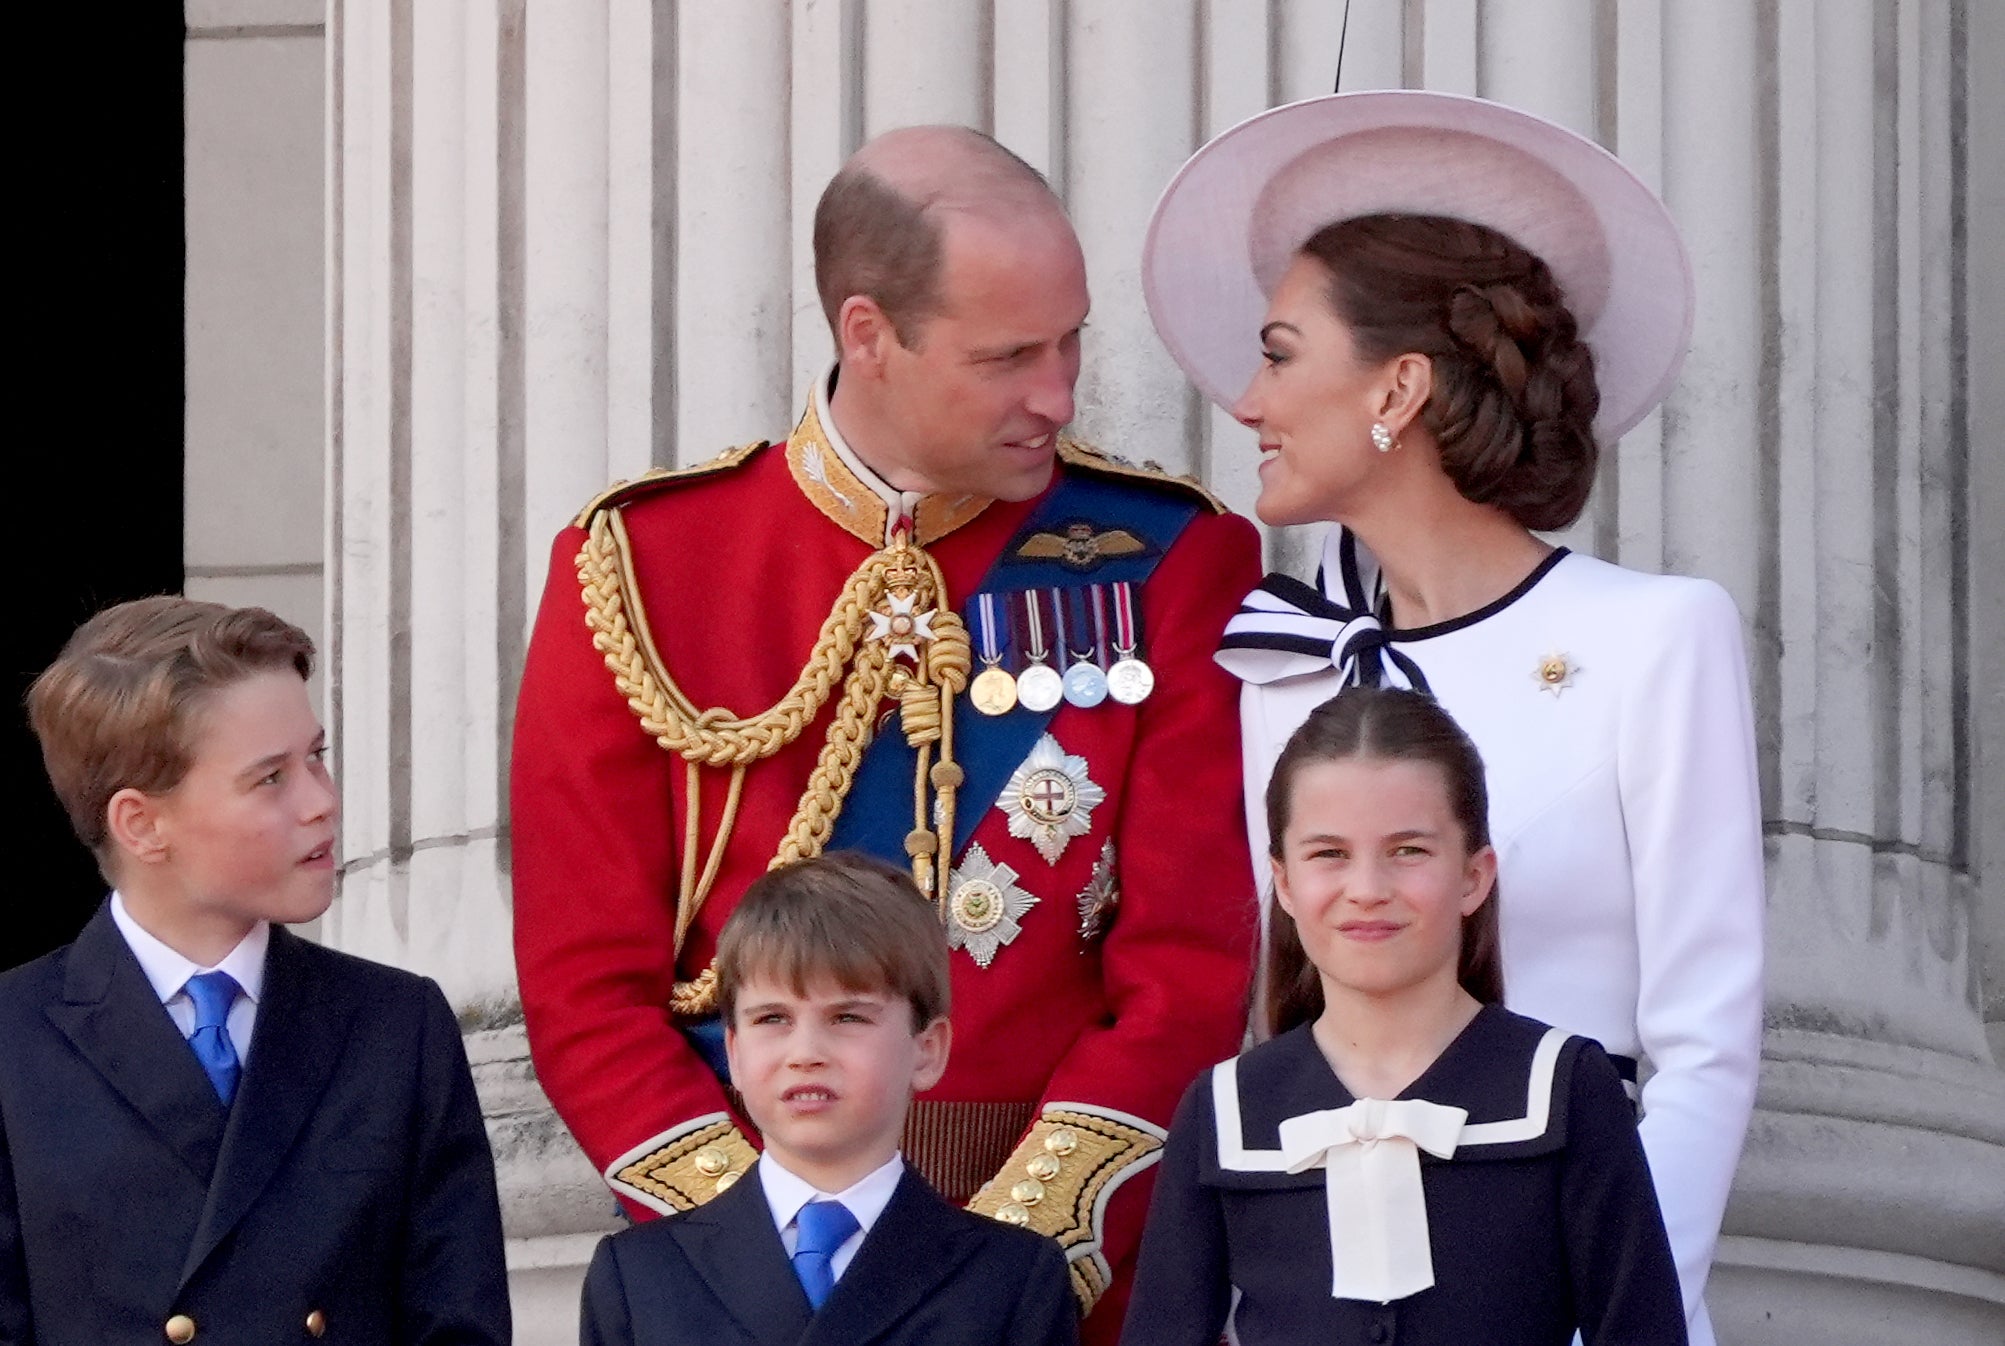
<box><xmin>1056</xmin><ymin>435</ymin><xmax>1229</xmax><ymax>515</ymax></box>
<box><xmin>571</xmin><ymin>441</ymin><xmax>768</xmax><ymax>528</ymax></box>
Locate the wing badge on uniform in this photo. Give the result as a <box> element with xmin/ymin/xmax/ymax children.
<box><xmin>1012</xmin><ymin>521</ymin><xmax>1153</xmax><ymax>571</ymax></box>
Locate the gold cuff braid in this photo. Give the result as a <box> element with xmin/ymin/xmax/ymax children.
<box><xmin>966</xmin><ymin>1109</ymin><xmax>1164</xmax><ymax>1314</ymax></box>
<box><xmin>610</xmin><ymin>1120</ymin><xmax>758</xmax><ymax>1213</ymax></box>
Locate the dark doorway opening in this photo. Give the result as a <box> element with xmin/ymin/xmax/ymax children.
<box><xmin>8</xmin><ymin>13</ymin><xmax>186</xmax><ymax>971</ymax></box>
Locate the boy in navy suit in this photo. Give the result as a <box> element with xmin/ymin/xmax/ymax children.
<box><xmin>0</xmin><ymin>597</ymin><xmax>509</xmax><ymax>1345</ymax></box>
<box><xmin>579</xmin><ymin>852</ymin><xmax>1077</xmax><ymax>1346</ymax></box>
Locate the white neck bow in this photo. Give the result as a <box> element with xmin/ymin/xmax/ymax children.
<box><xmin>1278</xmin><ymin>1097</ymin><xmax>1468</xmax><ymax>1303</ymax></box>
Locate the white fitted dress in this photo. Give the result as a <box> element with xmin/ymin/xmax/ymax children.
<box><xmin>1222</xmin><ymin>527</ymin><xmax>1765</xmax><ymax>1346</ymax></box>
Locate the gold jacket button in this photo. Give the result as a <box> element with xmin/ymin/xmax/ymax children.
<box><xmin>1009</xmin><ymin>1177</ymin><xmax>1047</xmax><ymax>1206</ymax></box>
<box><xmin>1026</xmin><ymin>1153</ymin><xmax>1062</xmax><ymax>1182</ymax></box>
<box><xmin>692</xmin><ymin>1145</ymin><xmax>729</xmax><ymax>1177</ymax></box>
<box><xmin>995</xmin><ymin>1201</ymin><xmax>1031</xmax><ymax>1226</ymax></box>
<box><xmin>306</xmin><ymin>1308</ymin><xmax>327</xmax><ymax>1337</ymax></box>
<box><xmin>164</xmin><ymin>1315</ymin><xmax>197</xmax><ymax>1344</ymax></box>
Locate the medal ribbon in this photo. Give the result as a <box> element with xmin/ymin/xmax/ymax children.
<box><xmin>1112</xmin><ymin>581</ymin><xmax>1141</xmax><ymax>656</ymax></box>
<box><xmin>1063</xmin><ymin>585</ymin><xmax>1097</xmax><ymax>664</ymax></box>
<box><xmin>1021</xmin><ymin>590</ymin><xmax>1051</xmax><ymax>666</ymax></box>
<box><xmin>976</xmin><ymin>592</ymin><xmax>1006</xmax><ymax>667</ymax></box>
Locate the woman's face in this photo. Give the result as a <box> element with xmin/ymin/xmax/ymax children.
<box><xmin>1233</xmin><ymin>254</ymin><xmax>1402</xmax><ymax>527</ymax></box>
<box><xmin>1271</xmin><ymin>756</ymin><xmax>1494</xmax><ymax>1005</ymax></box>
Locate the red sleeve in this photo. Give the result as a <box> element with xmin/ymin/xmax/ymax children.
<box><xmin>509</xmin><ymin>525</ymin><xmax>741</xmax><ymax>1209</ymax></box>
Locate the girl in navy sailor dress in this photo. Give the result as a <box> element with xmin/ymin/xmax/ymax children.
<box><xmin>1121</xmin><ymin>689</ymin><xmax>1685</xmax><ymax>1346</ymax></box>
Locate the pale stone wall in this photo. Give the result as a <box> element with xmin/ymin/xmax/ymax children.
<box><xmin>178</xmin><ymin>1</ymin><xmax>2005</xmax><ymax>1341</ymax></box>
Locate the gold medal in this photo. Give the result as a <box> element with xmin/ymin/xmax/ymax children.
<box><xmin>971</xmin><ymin>665</ymin><xmax>1018</xmax><ymax>715</ymax></box>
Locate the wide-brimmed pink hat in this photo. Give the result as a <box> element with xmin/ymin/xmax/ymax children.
<box><xmin>1143</xmin><ymin>90</ymin><xmax>1693</xmax><ymax>441</ymax></box>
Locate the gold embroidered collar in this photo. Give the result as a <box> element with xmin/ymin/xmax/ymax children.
<box><xmin>785</xmin><ymin>382</ymin><xmax>992</xmax><ymax>546</ymax></box>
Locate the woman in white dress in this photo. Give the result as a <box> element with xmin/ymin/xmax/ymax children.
<box><xmin>1141</xmin><ymin>92</ymin><xmax>1764</xmax><ymax>1346</ymax></box>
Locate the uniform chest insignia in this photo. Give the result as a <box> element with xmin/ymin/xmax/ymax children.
<box><xmin>870</xmin><ymin>590</ymin><xmax>937</xmax><ymax>664</ymax></box>
<box><xmin>1014</xmin><ymin>521</ymin><xmax>1153</xmax><ymax>570</ymax></box>
<box><xmin>1532</xmin><ymin>650</ymin><xmax>1580</xmax><ymax>696</ymax></box>
<box><xmin>999</xmin><ymin>735</ymin><xmax>1106</xmax><ymax>865</ymax></box>
<box><xmin>1076</xmin><ymin>839</ymin><xmax>1119</xmax><ymax>945</ymax></box>
<box><xmin>947</xmin><ymin>844</ymin><xmax>1038</xmax><ymax>968</ymax></box>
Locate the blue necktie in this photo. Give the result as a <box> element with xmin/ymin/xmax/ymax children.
<box><xmin>792</xmin><ymin>1200</ymin><xmax>860</xmax><ymax>1310</ymax></box>
<box><xmin>184</xmin><ymin>970</ymin><xmax>243</xmax><ymax>1105</ymax></box>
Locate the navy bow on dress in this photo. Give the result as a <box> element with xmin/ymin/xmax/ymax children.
<box><xmin>1215</xmin><ymin>531</ymin><xmax>1431</xmax><ymax>692</ymax></box>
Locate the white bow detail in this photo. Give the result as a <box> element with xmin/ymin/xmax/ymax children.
<box><xmin>1277</xmin><ymin>1098</ymin><xmax>1468</xmax><ymax>1303</ymax></box>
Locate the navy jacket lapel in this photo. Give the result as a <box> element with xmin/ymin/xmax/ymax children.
<box><xmin>179</xmin><ymin>927</ymin><xmax>357</xmax><ymax>1288</ymax></box>
<box><xmin>43</xmin><ymin>905</ymin><xmax>228</xmax><ymax>1184</ymax></box>
<box><xmin>803</xmin><ymin>1170</ymin><xmax>978</xmax><ymax>1346</ymax></box>
<box><xmin>671</xmin><ymin>1165</ymin><xmax>816</xmax><ymax>1344</ymax></box>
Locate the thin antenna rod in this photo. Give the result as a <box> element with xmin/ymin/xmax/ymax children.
<box><xmin>1333</xmin><ymin>0</ymin><xmax>1354</xmax><ymax>93</ymax></box>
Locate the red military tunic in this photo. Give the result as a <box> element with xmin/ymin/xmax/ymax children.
<box><xmin>511</xmin><ymin>387</ymin><xmax>1259</xmax><ymax>1334</ymax></box>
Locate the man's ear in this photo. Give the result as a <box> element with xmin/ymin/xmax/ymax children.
<box><xmin>105</xmin><ymin>787</ymin><xmax>171</xmax><ymax>867</ymax></box>
<box><xmin>837</xmin><ymin>295</ymin><xmax>900</xmax><ymax>377</ymax></box>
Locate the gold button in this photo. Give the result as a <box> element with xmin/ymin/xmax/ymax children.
<box><xmin>995</xmin><ymin>1201</ymin><xmax>1031</xmax><ymax>1226</ymax></box>
<box><xmin>165</xmin><ymin>1315</ymin><xmax>197</xmax><ymax>1344</ymax></box>
<box><xmin>1026</xmin><ymin>1153</ymin><xmax>1061</xmax><ymax>1181</ymax></box>
<box><xmin>714</xmin><ymin>1168</ymin><xmax>740</xmax><ymax>1192</ymax></box>
<box><xmin>306</xmin><ymin>1309</ymin><xmax>326</xmax><ymax>1338</ymax></box>
<box><xmin>1010</xmin><ymin>1177</ymin><xmax>1046</xmax><ymax>1206</ymax></box>
<box><xmin>1044</xmin><ymin>1127</ymin><xmax>1079</xmax><ymax>1157</ymax></box>
<box><xmin>692</xmin><ymin>1144</ymin><xmax>729</xmax><ymax>1177</ymax></box>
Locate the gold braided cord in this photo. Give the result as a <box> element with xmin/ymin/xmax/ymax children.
<box><xmin>575</xmin><ymin>508</ymin><xmax>971</xmax><ymax>1017</ymax></box>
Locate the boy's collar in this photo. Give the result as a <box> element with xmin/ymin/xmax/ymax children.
<box><xmin>109</xmin><ymin>890</ymin><xmax>270</xmax><ymax>1006</ymax></box>
<box><xmin>758</xmin><ymin>1149</ymin><xmax>905</xmax><ymax>1235</ymax></box>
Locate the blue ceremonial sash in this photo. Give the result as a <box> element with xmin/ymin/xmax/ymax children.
<box><xmin>827</xmin><ymin>472</ymin><xmax>1202</xmax><ymax>862</ymax></box>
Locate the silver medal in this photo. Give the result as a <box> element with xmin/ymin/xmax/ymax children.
<box><xmin>1062</xmin><ymin>660</ymin><xmax>1109</xmax><ymax>708</ymax></box>
<box><xmin>1016</xmin><ymin>662</ymin><xmax>1064</xmax><ymax>713</ymax></box>
<box><xmin>1106</xmin><ymin>657</ymin><xmax>1155</xmax><ymax>705</ymax></box>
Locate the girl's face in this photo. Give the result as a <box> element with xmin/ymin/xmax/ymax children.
<box><xmin>1232</xmin><ymin>254</ymin><xmax>1400</xmax><ymax>527</ymax></box>
<box><xmin>1271</xmin><ymin>756</ymin><xmax>1495</xmax><ymax>1004</ymax></box>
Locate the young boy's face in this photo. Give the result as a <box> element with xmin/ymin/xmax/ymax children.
<box><xmin>725</xmin><ymin>974</ymin><xmax>949</xmax><ymax>1194</ymax></box>
<box><xmin>134</xmin><ymin>669</ymin><xmax>339</xmax><ymax>935</ymax></box>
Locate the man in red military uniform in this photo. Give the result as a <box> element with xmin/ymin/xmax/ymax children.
<box><xmin>511</xmin><ymin>125</ymin><xmax>1258</xmax><ymax>1340</ymax></box>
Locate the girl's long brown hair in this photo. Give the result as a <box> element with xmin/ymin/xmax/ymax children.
<box><xmin>1263</xmin><ymin>686</ymin><xmax>1505</xmax><ymax>1038</ymax></box>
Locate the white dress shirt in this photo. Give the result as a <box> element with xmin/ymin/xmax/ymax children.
<box><xmin>758</xmin><ymin>1151</ymin><xmax>906</xmax><ymax>1284</ymax></box>
<box><xmin>109</xmin><ymin>891</ymin><xmax>269</xmax><ymax>1064</ymax></box>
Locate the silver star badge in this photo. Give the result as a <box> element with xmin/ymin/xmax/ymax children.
<box><xmin>1076</xmin><ymin>839</ymin><xmax>1119</xmax><ymax>946</ymax></box>
<box><xmin>946</xmin><ymin>844</ymin><xmax>1038</xmax><ymax>968</ymax></box>
<box><xmin>997</xmin><ymin>734</ymin><xmax>1106</xmax><ymax>865</ymax></box>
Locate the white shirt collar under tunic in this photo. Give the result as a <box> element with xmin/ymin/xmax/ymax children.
<box><xmin>110</xmin><ymin>890</ymin><xmax>268</xmax><ymax>1062</ymax></box>
<box><xmin>758</xmin><ymin>1150</ymin><xmax>905</xmax><ymax>1282</ymax></box>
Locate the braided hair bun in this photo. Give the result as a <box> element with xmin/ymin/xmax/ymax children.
<box><xmin>1300</xmin><ymin>214</ymin><xmax>1602</xmax><ymax>531</ymax></box>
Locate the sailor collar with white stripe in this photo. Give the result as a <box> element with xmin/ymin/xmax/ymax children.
<box><xmin>1214</xmin><ymin>527</ymin><xmax>1571</xmax><ymax>692</ymax></box>
<box><xmin>1204</xmin><ymin>1005</ymin><xmax>1583</xmax><ymax>1186</ymax></box>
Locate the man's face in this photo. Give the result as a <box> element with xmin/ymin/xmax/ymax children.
<box><xmin>866</xmin><ymin>207</ymin><xmax>1089</xmax><ymax>502</ymax></box>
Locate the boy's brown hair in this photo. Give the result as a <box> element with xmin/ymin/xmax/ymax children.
<box><xmin>716</xmin><ymin>852</ymin><xmax>951</xmax><ymax>1031</ymax></box>
<box><xmin>27</xmin><ymin>596</ymin><xmax>316</xmax><ymax>861</ymax></box>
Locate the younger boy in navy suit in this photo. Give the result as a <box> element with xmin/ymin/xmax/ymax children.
<box><xmin>579</xmin><ymin>852</ymin><xmax>1077</xmax><ymax>1346</ymax></box>
<box><xmin>0</xmin><ymin>597</ymin><xmax>509</xmax><ymax>1345</ymax></box>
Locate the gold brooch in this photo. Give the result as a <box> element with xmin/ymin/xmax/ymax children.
<box><xmin>1532</xmin><ymin>651</ymin><xmax>1579</xmax><ymax>696</ymax></box>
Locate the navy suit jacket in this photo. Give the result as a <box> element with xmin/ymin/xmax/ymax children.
<box><xmin>580</xmin><ymin>1162</ymin><xmax>1077</xmax><ymax>1346</ymax></box>
<box><xmin>0</xmin><ymin>905</ymin><xmax>510</xmax><ymax>1346</ymax></box>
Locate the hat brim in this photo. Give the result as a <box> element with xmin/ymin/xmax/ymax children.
<box><xmin>1142</xmin><ymin>91</ymin><xmax>1694</xmax><ymax>442</ymax></box>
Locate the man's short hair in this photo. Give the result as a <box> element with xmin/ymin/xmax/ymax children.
<box><xmin>716</xmin><ymin>852</ymin><xmax>951</xmax><ymax>1031</ymax></box>
<box><xmin>812</xmin><ymin>129</ymin><xmax>1050</xmax><ymax>348</ymax></box>
<box><xmin>27</xmin><ymin>596</ymin><xmax>315</xmax><ymax>857</ymax></box>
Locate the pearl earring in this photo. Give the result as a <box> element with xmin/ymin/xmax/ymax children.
<box><xmin>1371</xmin><ymin>422</ymin><xmax>1395</xmax><ymax>453</ymax></box>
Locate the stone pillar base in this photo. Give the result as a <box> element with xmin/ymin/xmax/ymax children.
<box><xmin>1714</xmin><ymin>1031</ymin><xmax>2005</xmax><ymax>1344</ymax></box>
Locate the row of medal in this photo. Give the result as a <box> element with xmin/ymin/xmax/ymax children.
<box><xmin>965</xmin><ymin>582</ymin><xmax>1155</xmax><ymax>716</ymax></box>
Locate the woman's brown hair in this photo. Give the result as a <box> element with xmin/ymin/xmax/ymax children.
<box><xmin>1263</xmin><ymin>686</ymin><xmax>1504</xmax><ymax>1037</ymax></box>
<box><xmin>1300</xmin><ymin>213</ymin><xmax>1602</xmax><ymax>531</ymax></box>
